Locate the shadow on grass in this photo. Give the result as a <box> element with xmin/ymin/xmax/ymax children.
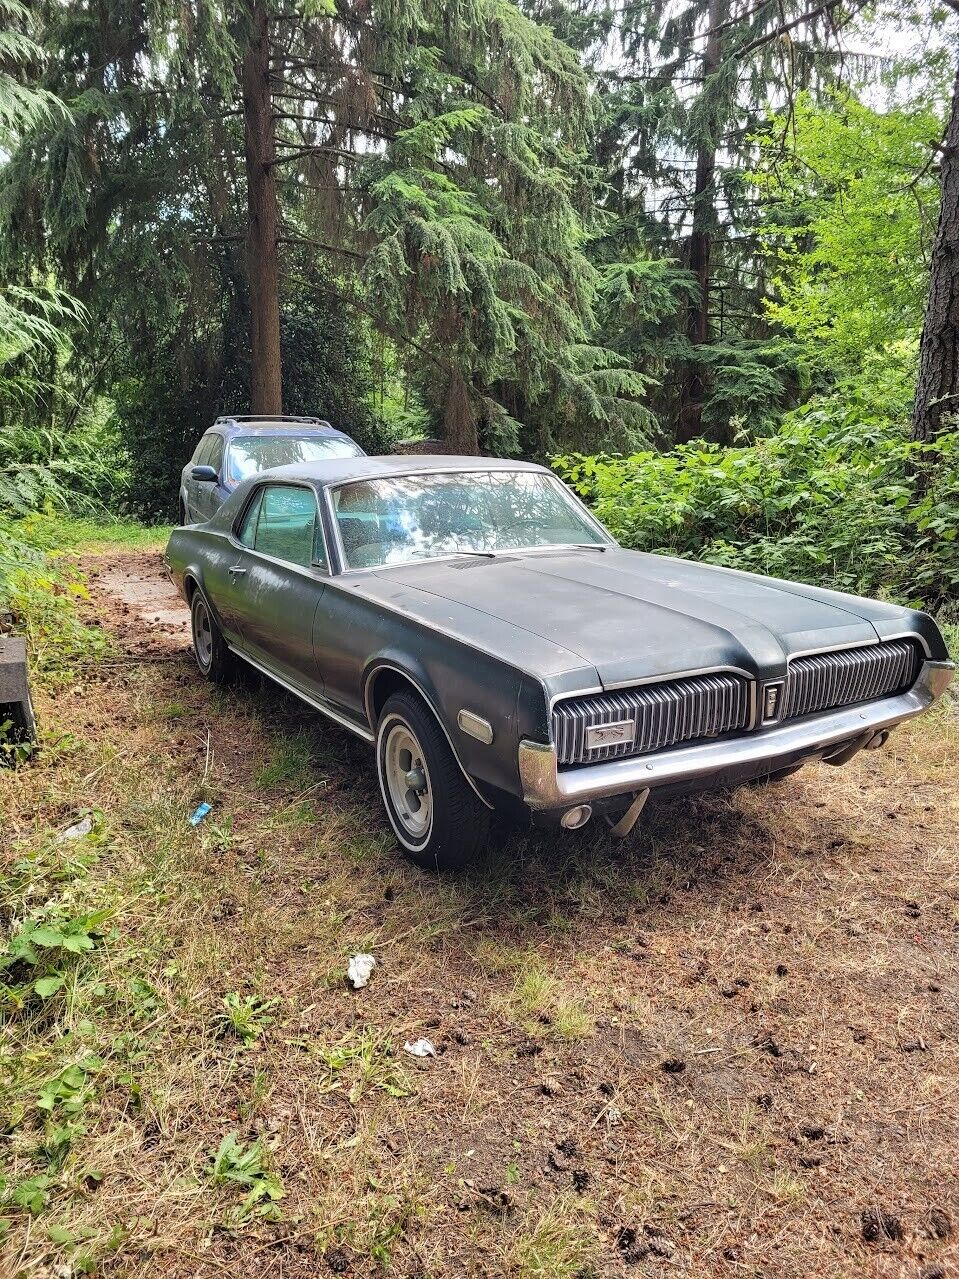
<box><xmin>207</xmin><ymin>661</ymin><xmax>809</xmax><ymax>943</ymax></box>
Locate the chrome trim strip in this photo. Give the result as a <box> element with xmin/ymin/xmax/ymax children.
<box><xmin>518</xmin><ymin>661</ymin><xmax>954</xmax><ymax>810</ymax></box>
<box><xmin>593</xmin><ymin>664</ymin><xmax>757</xmax><ymax>694</ymax></box>
<box><xmin>227</xmin><ymin>644</ymin><xmax>375</xmax><ymax>742</ymax></box>
<box><xmin>785</xmin><ymin>630</ymin><xmax>932</xmax><ymax>661</ymax></box>
<box><xmin>458</xmin><ymin>709</ymin><xmax>495</xmax><ymax>745</ymax></box>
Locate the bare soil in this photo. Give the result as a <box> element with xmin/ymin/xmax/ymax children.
<box><xmin>86</xmin><ymin>551</ymin><xmax>190</xmax><ymax>655</ymax></box>
<box><xmin>3</xmin><ymin>547</ymin><xmax>958</xmax><ymax>1279</ymax></box>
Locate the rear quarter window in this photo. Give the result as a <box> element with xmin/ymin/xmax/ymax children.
<box><xmin>253</xmin><ymin>484</ymin><xmax>325</xmax><ymax>569</ymax></box>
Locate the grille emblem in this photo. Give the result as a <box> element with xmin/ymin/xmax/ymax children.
<box><xmin>762</xmin><ymin>681</ymin><xmax>784</xmax><ymax>723</ymax></box>
<box><xmin>585</xmin><ymin>719</ymin><xmax>635</xmax><ymax>750</ymax></box>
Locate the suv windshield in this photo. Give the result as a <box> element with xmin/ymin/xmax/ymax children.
<box><xmin>227</xmin><ymin>434</ymin><xmax>362</xmax><ymax>483</ymax></box>
<box><xmin>332</xmin><ymin>470</ymin><xmax>611</xmax><ymax>569</ymax></box>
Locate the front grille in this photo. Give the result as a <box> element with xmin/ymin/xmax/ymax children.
<box><xmin>551</xmin><ymin>640</ymin><xmax>924</xmax><ymax>769</ymax></box>
<box><xmin>553</xmin><ymin>673</ymin><xmax>751</xmax><ymax>766</ymax></box>
<box><xmin>782</xmin><ymin>639</ymin><xmax>921</xmax><ymax>721</ymax></box>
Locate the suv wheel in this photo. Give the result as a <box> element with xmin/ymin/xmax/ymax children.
<box><xmin>190</xmin><ymin>590</ymin><xmax>235</xmax><ymax>684</ymax></box>
<box><xmin>376</xmin><ymin>691</ymin><xmax>490</xmax><ymax>871</ymax></box>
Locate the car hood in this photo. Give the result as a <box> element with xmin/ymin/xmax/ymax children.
<box><xmin>376</xmin><ymin>547</ymin><xmax>898</xmax><ymax>688</ymax></box>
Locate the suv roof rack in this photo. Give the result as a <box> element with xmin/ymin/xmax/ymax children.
<box><xmin>213</xmin><ymin>414</ymin><xmax>329</xmax><ymax>425</ymax></box>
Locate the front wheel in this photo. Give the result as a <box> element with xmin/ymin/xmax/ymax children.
<box><xmin>376</xmin><ymin>691</ymin><xmax>490</xmax><ymax>871</ymax></box>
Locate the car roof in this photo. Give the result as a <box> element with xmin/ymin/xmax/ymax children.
<box><xmin>207</xmin><ymin>420</ymin><xmax>353</xmax><ymax>439</ymax></box>
<box><xmin>259</xmin><ymin>455</ymin><xmax>551</xmax><ymax>489</ymax></box>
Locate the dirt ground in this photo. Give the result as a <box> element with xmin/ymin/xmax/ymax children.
<box><xmin>3</xmin><ymin>546</ymin><xmax>959</xmax><ymax>1279</ymax></box>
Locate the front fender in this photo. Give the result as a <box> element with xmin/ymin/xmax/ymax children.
<box><xmin>361</xmin><ymin>643</ymin><xmax>529</xmax><ymax>800</ymax></box>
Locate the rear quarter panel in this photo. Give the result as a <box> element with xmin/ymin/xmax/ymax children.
<box><xmin>164</xmin><ymin>526</ymin><xmax>235</xmax><ymax>626</ymax></box>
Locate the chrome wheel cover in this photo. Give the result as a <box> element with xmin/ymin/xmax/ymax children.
<box><xmin>381</xmin><ymin>720</ymin><xmax>432</xmax><ymax>844</ymax></box>
<box><xmin>192</xmin><ymin>596</ymin><xmax>213</xmax><ymax>670</ymax></box>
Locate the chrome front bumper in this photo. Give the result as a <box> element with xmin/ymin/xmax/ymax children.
<box><xmin>518</xmin><ymin>661</ymin><xmax>954</xmax><ymax>810</ymax></box>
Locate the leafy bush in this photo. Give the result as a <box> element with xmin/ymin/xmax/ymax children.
<box><xmin>554</xmin><ymin>386</ymin><xmax>959</xmax><ymax>613</ymax></box>
<box><xmin>0</xmin><ymin>520</ymin><xmax>109</xmax><ymax>675</ymax></box>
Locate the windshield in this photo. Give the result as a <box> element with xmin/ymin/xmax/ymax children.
<box><xmin>332</xmin><ymin>470</ymin><xmax>611</xmax><ymax>569</ymax></box>
<box><xmin>227</xmin><ymin>434</ymin><xmax>363</xmax><ymax>483</ymax></box>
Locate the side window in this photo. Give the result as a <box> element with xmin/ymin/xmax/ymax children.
<box><xmin>253</xmin><ymin>485</ymin><xmax>325</xmax><ymax>570</ymax></box>
<box><xmin>207</xmin><ymin>434</ymin><xmax>225</xmax><ymax>476</ymax></box>
<box><xmin>237</xmin><ymin>489</ymin><xmax>263</xmax><ymax>548</ymax></box>
<box><xmin>192</xmin><ymin>436</ymin><xmax>212</xmax><ymax>465</ymax></box>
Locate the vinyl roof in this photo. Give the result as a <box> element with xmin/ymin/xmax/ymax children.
<box><xmin>263</xmin><ymin>455</ymin><xmax>550</xmax><ymax>487</ymax></box>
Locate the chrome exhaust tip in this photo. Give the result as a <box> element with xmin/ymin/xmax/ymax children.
<box><xmin>560</xmin><ymin>804</ymin><xmax>593</xmax><ymax>830</ymax></box>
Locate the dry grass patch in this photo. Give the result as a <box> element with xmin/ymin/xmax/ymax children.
<box><xmin>1</xmin><ymin>547</ymin><xmax>958</xmax><ymax>1277</ymax></box>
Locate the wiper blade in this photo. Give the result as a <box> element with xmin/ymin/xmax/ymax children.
<box><xmin>446</xmin><ymin>549</ymin><xmax>498</xmax><ymax>558</ymax></box>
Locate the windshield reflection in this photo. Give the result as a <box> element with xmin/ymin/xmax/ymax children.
<box><xmin>332</xmin><ymin>471</ymin><xmax>611</xmax><ymax>569</ymax></box>
<box><xmin>228</xmin><ymin>435</ymin><xmax>363</xmax><ymax>483</ymax></box>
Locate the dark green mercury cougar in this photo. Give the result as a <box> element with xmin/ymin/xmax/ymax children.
<box><xmin>165</xmin><ymin>455</ymin><xmax>953</xmax><ymax>870</ymax></box>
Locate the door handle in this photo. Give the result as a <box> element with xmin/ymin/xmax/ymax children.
<box><xmin>228</xmin><ymin>566</ymin><xmax>247</xmax><ymax>578</ymax></box>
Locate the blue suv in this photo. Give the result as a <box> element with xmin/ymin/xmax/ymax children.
<box><xmin>178</xmin><ymin>415</ymin><xmax>365</xmax><ymax>524</ymax></box>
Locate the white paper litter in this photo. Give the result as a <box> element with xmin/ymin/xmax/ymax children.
<box><xmin>347</xmin><ymin>953</ymin><xmax>376</xmax><ymax>989</ymax></box>
<box><xmin>57</xmin><ymin>815</ymin><xmax>93</xmax><ymax>842</ymax></box>
<box><xmin>403</xmin><ymin>1038</ymin><xmax>436</xmax><ymax>1058</ymax></box>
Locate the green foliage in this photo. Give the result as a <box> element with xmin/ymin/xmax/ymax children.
<box><xmin>316</xmin><ymin>1028</ymin><xmax>412</xmax><ymax>1104</ymax></box>
<box><xmin>209</xmin><ymin>1133</ymin><xmax>285</xmax><ymax>1223</ymax></box>
<box><xmin>0</xmin><ymin>520</ymin><xmax>109</xmax><ymax>675</ymax></box>
<box><xmin>1</xmin><ymin>406</ymin><xmax>125</xmax><ymax>518</ymax></box>
<box><xmin>217</xmin><ymin>993</ymin><xmax>277</xmax><ymax>1047</ymax></box>
<box><xmin>36</xmin><ymin>1057</ymin><xmax>102</xmax><ymax>1116</ymax></box>
<box><xmin>0</xmin><ymin>285</ymin><xmax>83</xmax><ymax>412</ymax></box>
<box><xmin>554</xmin><ymin>366</ymin><xmax>959</xmax><ymax>611</ymax></box>
<box><xmin>754</xmin><ymin>90</ymin><xmax>943</xmax><ymax>382</ymax></box>
<box><xmin>0</xmin><ymin>815</ymin><xmax>108</xmax><ymax>1012</ymax></box>
<box><xmin>0</xmin><ymin>1</ymin><xmax>66</xmax><ymax>140</ymax></box>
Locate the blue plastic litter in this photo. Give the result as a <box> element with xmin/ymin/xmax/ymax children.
<box><xmin>189</xmin><ymin>802</ymin><xmax>212</xmax><ymax>826</ymax></box>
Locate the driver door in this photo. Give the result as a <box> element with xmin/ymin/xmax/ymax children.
<box><xmin>225</xmin><ymin>482</ymin><xmax>329</xmax><ymax>699</ymax></box>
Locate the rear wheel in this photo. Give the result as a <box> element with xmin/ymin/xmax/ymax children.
<box><xmin>376</xmin><ymin>691</ymin><xmax>490</xmax><ymax>871</ymax></box>
<box><xmin>190</xmin><ymin>590</ymin><xmax>235</xmax><ymax>684</ymax></box>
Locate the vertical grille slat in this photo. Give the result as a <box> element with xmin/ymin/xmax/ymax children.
<box><xmin>782</xmin><ymin>640</ymin><xmax>920</xmax><ymax>722</ymax></box>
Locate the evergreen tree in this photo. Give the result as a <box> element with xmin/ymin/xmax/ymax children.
<box><xmin>594</xmin><ymin>0</ymin><xmax>866</xmax><ymax>441</ymax></box>
<box><xmin>2</xmin><ymin>0</ymin><xmax>649</xmax><ymax>460</ymax></box>
<box><xmin>0</xmin><ymin>0</ymin><xmax>79</xmax><ymax>422</ymax></box>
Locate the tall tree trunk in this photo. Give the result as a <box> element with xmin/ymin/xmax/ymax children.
<box><xmin>241</xmin><ymin>0</ymin><xmax>282</xmax><ymax>415</ymax></box>
<box><xmin>914</xmin><ymin>49</ymin><xmax>959</xmax><ymax>444</ymax></box>
<box><xmin>677</xmin><ymin>0</ymin><xmax>725</xmax><ymax>444</ymax></box>
<box><xmin>444</xmin><ymin>370</ymin><xmax>480</xmax><ymax>454</ymax></box>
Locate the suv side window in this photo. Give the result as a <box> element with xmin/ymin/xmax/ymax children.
<box><xmin>192</xmin><ymin>436</ymin><xmax>211</xmax><ymax>465</ymax></box>
<box><xmin>195</xmin><ymin>435</ymin><xmax>218</xmax><ymax>467</ymax></box>
<box><xmin>253</xmin><ymin>485</ymin><xmax>326</xmax><ymax>570</ymax></box>
<box><xmin>207</xmin><ymin>434</ymin><xmax>225</xmax><ymax>477</ymax></box>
